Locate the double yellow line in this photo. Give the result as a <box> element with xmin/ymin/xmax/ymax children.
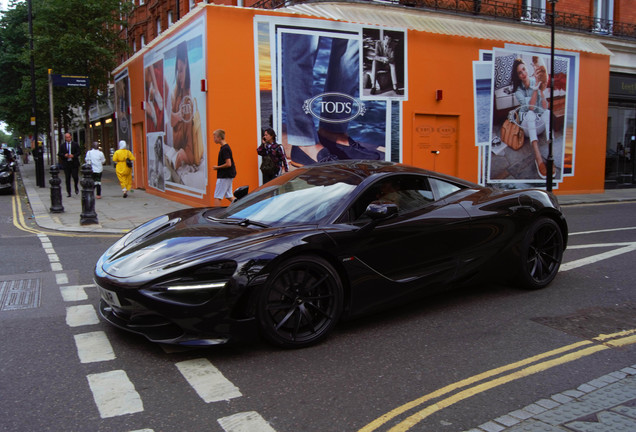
<box><xmin>359</xmin><ymin>329</ymin><xmax>636</xmax><ymax>432</ymax></box>
<box><xmin>11</xmin><ymin>190</ymin><xmax>117</xmax><ymax>238</ymax></box>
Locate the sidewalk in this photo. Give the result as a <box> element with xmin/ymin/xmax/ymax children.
<box><xmin>17</xmin><ymin>156</ymin><xmax>191</xmax><ymax>234</ymax></box>
<box><xmin>16</xmin><ymin>157</ymin><xmax>636</xmax><ymax>234</ymax></box>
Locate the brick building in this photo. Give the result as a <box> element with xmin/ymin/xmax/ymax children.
<box><xmin>89</xmin><ymin>0</ymin><xmax>635</xmax><ymax>203</ymax></box>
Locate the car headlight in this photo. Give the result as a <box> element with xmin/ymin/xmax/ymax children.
<box><xmin>162</xmin><ymin>281</ymin><xmax>227</xmax><ymax>291</ymax></box>
<box><xmin>141</xmin><ymin>261</ymin><xmax>237</xmax><ymax>305</ymax></box>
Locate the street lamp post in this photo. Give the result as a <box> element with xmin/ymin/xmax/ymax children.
<box><xmin>546</xmin><ymin>0</ymin><xmax>558</xmax><ymax>192</ymax></box>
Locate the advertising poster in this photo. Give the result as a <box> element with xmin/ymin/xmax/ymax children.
<box><xmin>487</xmin><ymin>47</ymin><xmax>571</xmax><ymax>186</ymax></box>
<box><xmin>143</xmin><ymin>15</ymin><xmax>207</xmax><ymax>197</ymax></box>
<box><xmin>254</xmin><ymin>17</ymin><xmax>406</xmax><ymax>182</ymax></box>
<box><xmin>114</xmin><ymin>70</ymin><xmax>132</xmax><ymax>153</ymax></box>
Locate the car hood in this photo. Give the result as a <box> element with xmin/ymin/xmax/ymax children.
<box><xmin>99</xmin><ymin>208</ymin><xmax>281</xmax><ymax>279</ymax></box>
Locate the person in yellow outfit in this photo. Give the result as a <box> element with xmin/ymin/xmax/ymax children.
<box><xmin>113</xmin><ymin>140</ymin><xmax>135</xmax><ymax>198</ymax></box>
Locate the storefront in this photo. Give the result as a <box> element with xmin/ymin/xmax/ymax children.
<box><xmin>606</xmin><ymin>73</ymin><xmax>636</xmax><ymax>188</ymax></box>
<box><xmin>111</xmin><ymin>3</ymin><xmax>614</xmax><ymax>208</ymax></box>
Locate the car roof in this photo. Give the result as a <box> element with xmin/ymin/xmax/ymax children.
<box><xmin>298</xmin><ymin>160</ymin><xmax>480</xmax><ymax>188</ymax></box>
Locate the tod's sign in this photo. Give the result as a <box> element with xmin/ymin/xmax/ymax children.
<box><xmin>303</xmin><ymin>92</ymin><xmax>367</xmax><ymax>124</ymax></box>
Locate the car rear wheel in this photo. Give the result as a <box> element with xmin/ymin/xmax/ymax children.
<box><xmin>516</xmin><ymin>217</ymin><xmax>564</xmax><ymax>290</ymax></box>
<box><xmin>257</xmin><ymin>256</ymin><xmax>343</xmax><ymax>348</ymax></box>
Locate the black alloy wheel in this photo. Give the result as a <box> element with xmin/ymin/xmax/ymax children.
<box><xmin>257</xmin><ymin>255</ymin><xmax>343</xmax><ymax>348</ymax></box>
<box><xmin>517</xmin><ymin>217</ymin><xmax>564</xmax><ymax>290</ymax></box>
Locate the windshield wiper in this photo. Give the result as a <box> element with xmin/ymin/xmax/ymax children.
<box><xmin>210</xmin><ymin>217</ymin><xmax>269</xmax><ymax>228</ymax></box>
<box><xmin>237</xmin><ymin>218</ymin><xmax>269</xmax><ymax>228</ymax></box>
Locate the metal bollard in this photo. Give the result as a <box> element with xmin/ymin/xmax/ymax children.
<box><xmin>49</xmin><ymin>164</ymin><xmax>64</xmax><ymax>213</ymax></box>
<box><xmin>80</xmin><ymin>163</ymin><xmax>98</xmax><ymax>225</ymax></box>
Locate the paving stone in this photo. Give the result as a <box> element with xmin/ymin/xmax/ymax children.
<box><xmin>551</xmin><ymin>393</ymin><xmax>573</xmax><ymax>404</ymax></box>
<box><xmin>565</xmin><ymin>411</ymin><xmax>636</xmax><ymax>431</ymax></box>
<box><xmin>478</xmin><ymin>421</ymin><xmax>505</xmax><ymax>432</ymax></box>
<box><xmin>536</xmin><ymin>399</ymin><xmax>560</xmax><ymax>410</ymax></box>
<box><xmin>577</xmin><ymin>384</ymin><xmax>597</xmax><ymax>393</ymax></box>
<box><xmin>504</xmin><ymin>419</ymin><xmax>568</xmax><ymax>431</ymax></box>
<box><xmin>608</xmin><ymin>371</ymin><xmax>628</xmax><ymax>380</ymax></box>
<box><xmin>494</xmin><ymin>414</ymin><xmax>520</xmax><ymax>427</ymax></box>
<box><xmin>509</xmin><ymin>409</ymin><xmax>534</xmax><ymax>420</ymax></box>
<box><xmin>562</xmin><ymin>389</ymin><xmax>585</xmax><ymax>399</ymax></box>
<box><xmin>522</xmin><ymin>403</ymin><xmax>548</xmax><ymax>415</ymax></box>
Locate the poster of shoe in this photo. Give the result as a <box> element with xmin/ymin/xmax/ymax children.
<box><xmin>255</xmin><ymin>17</ymin><xmax>406</xmax><ymax>177</ymax></box>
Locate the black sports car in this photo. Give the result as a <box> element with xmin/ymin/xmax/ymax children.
<box><xmin>95</xmin><ymin>161</ymin><xmax>567</xmax><ymax>348</ymax></box>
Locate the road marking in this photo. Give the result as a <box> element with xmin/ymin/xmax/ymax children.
<box><xmin>561</xmin><ymin>242</ymin><xmax>636</xmax><ymax>272</ymax></box>
<box><xmin>569</xmin><ymin>226</ymin><xmax>636</xmax><ymax>236</ymax></box>
<box><xmin>87</xmin><ymin>370</ymin><xmax>144</xmax><ymax>418</ymax></box>
<box><xmin>358</xmin><ymin>329</ymin><xmax>636</xmax><ymax>432</ymax></box>
<box><xmin>75</xmin><ymin>331</ymin><xmax>115</xmax><ymax>363</ymax></box>
<box><xmin>55</xmin><ymin>273</ymin><xmax>68</xmax><ymax>285</ymax></box>
<box><xmin>60</xmin><ymin>285</ymin><xmax>89</xmax><ymax>302</ymax></box>
<box><xmin>176</xmin><ymin>358</ymin><xmax>242</xmax><ymax>403</ymax></box>
<box><xmin>218</xmin><ymin>411</ymin><xmax>277</xmax><ymax>432</ymax></box>
<box><xmin>11</xmin><ymin>192</ymin><xmax>118</xmax><ymax>238</ymax></box>
<box><xmin>65</xmin><ymin>304</ymin><xmax>99</xmax><ymax>327</ymax></box>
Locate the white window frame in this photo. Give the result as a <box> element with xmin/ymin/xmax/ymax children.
<box><xmin>156</xmin><ymin>18</ymin><xmax>162</xmax><ymax>36</ymax></box>
<box><xmin>593</xmin><ymin>0</ymin><xmax>614</xmax><ymax>34</ymax></box>
<box><xmin>141</xmin><ymin>35</ymin><xmax>145</xmax><ymax>48</ymax></box>
<box><xmin>522</xmin><ymin>0</ymin><xmax>546</xmax><ymax>24</ymax></box>
<box><xmin>189</xmin><ymin>0</ymin><xmax>196</xmax><ymax>11</ymax></box>
<box><xmin>168</xmin><ymin>11</ymin><xmax>173</xmax><ymax>26</ymax></box>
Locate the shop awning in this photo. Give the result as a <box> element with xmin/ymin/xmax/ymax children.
<box><xmin>277</xmin><ymin>2</ymin><xmax>613</xmax><ymax>55</ymax></box>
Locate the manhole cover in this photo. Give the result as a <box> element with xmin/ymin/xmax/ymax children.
<box><xmin>0</xmin><ymin>278</ymin><xmax>42</xmax><ymax>311</ymax></box>
<box><xmin>533</xmin><ymin>303</ymin><xmax>636</xmax><ymax>340</ymax></box>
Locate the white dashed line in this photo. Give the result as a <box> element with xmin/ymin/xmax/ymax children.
<box><xmin>176</xmin><ymin>358</ymin><xmax>242</xmax><ymax>403</ymax></box>
<box><xmin>60</xmin><ymin>285</ymin><xmax>89</xmax><ymax>302</ymax></box>
<box><xmin>55</xmin><ymin>273</ymin><xmax>69</xmax><ymax>285</ymax></box>
<box><xmin>87</xmin><ymin>370</ymin><xmax>144</xmax><ymax>418</ymax></box>
<box><xmin>65</xmin><ymin>304</ymin><xmax>99</xmax><ymax>327</ymax></box>
<box><xmin>74</xmin><ymin>331</ymin><xmax>115</xmax><ymax>363</ymax></box>
<box><xmin>218</xmin><ymin>411</ymin><xmax>278</xmax><ymax>432</ymax></box>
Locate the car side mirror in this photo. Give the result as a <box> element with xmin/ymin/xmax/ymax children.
<box><xmin>233</xmin><ymin>185</ymin><xmax>249</xmax><ymax>201</ymax></box>
<box><xmin>364</xmin><ymin>201</ymin><xmax>398</xmax><ymax>221</ymax></box>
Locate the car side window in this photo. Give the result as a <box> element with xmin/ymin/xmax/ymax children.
<box><xmin>349</xmin><ymin>175</ymin><xmax>434</xmax><ymax>222</ymax></box>
<box><xmin>429</xmin><ymin>178</ymin><xmax>461</xmax><ymax>199</ymax></box>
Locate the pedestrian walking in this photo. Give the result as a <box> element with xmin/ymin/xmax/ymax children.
<box><xmin>85</xmin><ymin>141</ymin><xmax>106</xmax><ymax>198</ymax></box>
<box><xmin>57</xmin><ymin>133</ymin><xmax>81</xmax><ymax>197</ymax></box>
<box><xmin>113</xmin><ymin>140</ymin><xmax>135</xmax><ymax>198</ymax></box>
<box><xmin>257</xmin><ymin>128</ymin><xmax>288</xmax><ymax>184</ymax></box>
<box><xmin>212</xmin><ymin>129</ymin><xmax>236</xmax><ymax>206</ymax></box>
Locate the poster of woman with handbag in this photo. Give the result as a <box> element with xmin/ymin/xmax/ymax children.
<box><xmin>488</xmin><ymin>49</ymin><xmax>568</xmax><ymax>184</ymax></box>
<box><xmin>511</xmin><ymin>57</ymin><xmax>554</xmax><ymax>179</ymax></box>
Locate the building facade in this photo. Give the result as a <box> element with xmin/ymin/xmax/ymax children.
<box><xmin>108</xmin><ymin>0</ymin><xmax>635</xmax><ymax>206</ymax></box>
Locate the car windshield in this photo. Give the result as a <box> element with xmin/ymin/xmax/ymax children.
<box><xmin>216</xmin><ymin>168</ymin><xmax>362</xmax><ymax>226</ymax></box>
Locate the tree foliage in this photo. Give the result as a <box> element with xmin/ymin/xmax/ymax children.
<box><xmin>0</xmin><ymin>0</ymin><xmax>132</xmax><ymax>142</ymax></box>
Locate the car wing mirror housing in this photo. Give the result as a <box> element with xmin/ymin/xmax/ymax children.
<box><xmin>233</xmin><ymin>185</ymin><xmax>249</xmax><ymax>201</ymax></box>
<box><xmin>365</xmin><ymin>201</ymin><xmax>398</xmax><ymax>220</ymax></box>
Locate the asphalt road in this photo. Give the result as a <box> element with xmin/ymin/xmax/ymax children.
<box><xmin>1</xmin><ymin>181</ymin><xmax>635</xmax><ymax>432</ymax></box>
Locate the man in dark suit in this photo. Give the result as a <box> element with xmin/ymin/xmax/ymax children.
<box><xmin>57</xmin><ymin>133</ymin><xmax>81</xmax><ymax>197</ymax></box>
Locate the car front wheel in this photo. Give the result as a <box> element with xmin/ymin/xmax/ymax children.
<box><xmin>516</xmin><ymin>217</ymin><xmax>564</xmax><ymax>290</ymax></box>
<box><xmin>256</xmin><ymin>255</ymin><xmax>343</xmax><ymax>348</ymax></box>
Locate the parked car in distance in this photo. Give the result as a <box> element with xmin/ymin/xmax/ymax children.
<box><xmin>0</xmin><ymin>153</ymin><xmax>15</xmax><ymax>194</ymax></box>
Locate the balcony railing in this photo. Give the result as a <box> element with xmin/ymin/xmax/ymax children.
<box><xmin>250</xmin><ymin>0</ymin><xmax>636</xmax><ymax>40</ymax></box>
